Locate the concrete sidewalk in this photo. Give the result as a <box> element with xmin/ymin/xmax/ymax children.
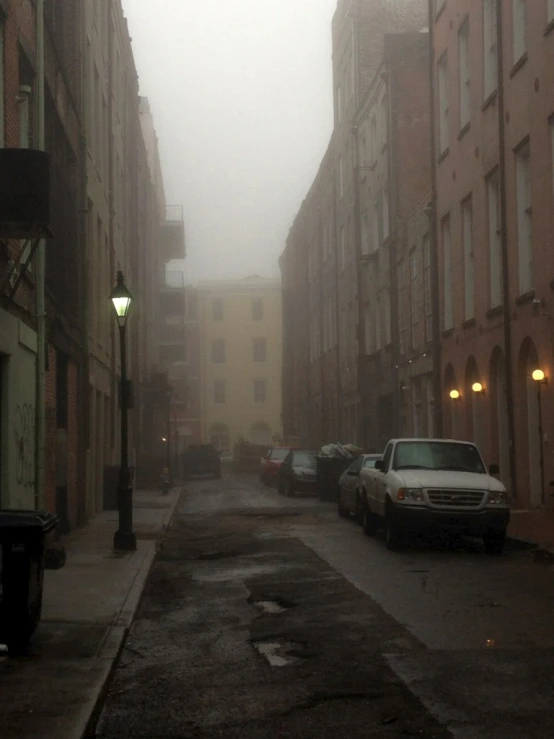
<box><xmin>508</xmin><ymin>507</ymin><xmax>554</xmax><ymax>552</ymax></box>
<box><xmin>0</xmin><ymin>486</ymin><xmax>181</xmax><ymax>739</ymax></box>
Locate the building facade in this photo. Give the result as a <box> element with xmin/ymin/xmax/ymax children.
<box><xmin>198</xmin><ymin>276</ymin><xmax>283</xmax><ymax>451</ymax></box>
<box><xmin>432</xmin><ymin>0</ymin><xmax>554</xmax><ymax>507</ymax></box>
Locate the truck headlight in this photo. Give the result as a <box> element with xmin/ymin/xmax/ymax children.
<box><xmin>488</xmin><ymin>491</ymin><xmax>507</xmax><ymax>505</ymax></box>
<box><xmin>397</xmin><ymin>488</ymin><xmax>424</xmax><ymax>502</ymax></box>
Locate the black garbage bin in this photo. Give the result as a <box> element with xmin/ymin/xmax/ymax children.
<box><xmin>0</xmin><ymin>510</ymin><xmax>59</xmax><ymax>651</ymax></box>
<box><xmin>316</xmin><ymin>456</ymin><xmax>353</xmax><ymax>502</ymax></box>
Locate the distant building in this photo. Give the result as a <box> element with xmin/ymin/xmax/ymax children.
<box><xmin>197</xmin><ymin>276</ymin><xmax>283</xmax><ymax>451</ymax></box>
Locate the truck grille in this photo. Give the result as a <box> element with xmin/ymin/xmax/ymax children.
<box><xmin>426</xmin><ymin>489</ymin><xmax>486</xmax><ymax>509</ymax></box>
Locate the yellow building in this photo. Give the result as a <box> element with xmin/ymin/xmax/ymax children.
<box><xmin>197</xmin><ymin>276</ymin><xmax>282</xmax><ymax>450</ymax></box>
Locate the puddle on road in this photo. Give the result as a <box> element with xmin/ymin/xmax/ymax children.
<box><xmin>253</xmin><ymin>640</ymin><xmax>306</xmax><ymax>667</ymax></box>
<box><xmin>192</xmin><ymin>561</ymin><xmax>290</xmax><ymax>583</ymax></box>
<box><xmin>256</xmin><ymin>600</ymin><xmax>286</xmax><ymax>614</ymax></box>
<box><xmin>196</xmin><ymin>551</ymin><xmax>239</xmax><ymax>561</ymax></box>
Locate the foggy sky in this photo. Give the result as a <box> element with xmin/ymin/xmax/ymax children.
<box><xmin>124</xmin><ymin>0</ymin><xmax>338</xmax><ymax>282</ymax></box>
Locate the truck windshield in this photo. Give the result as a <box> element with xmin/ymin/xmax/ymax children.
<box><xmin>393</xmin><ymin>441</ymin><xmax>486</xmax><ymax>474</ymax></box>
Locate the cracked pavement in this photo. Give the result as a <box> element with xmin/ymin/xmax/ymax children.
<box><xmin>92</xmin><ymin>474</ymin><xmax>554</xmax><ymax>738</ymax></box>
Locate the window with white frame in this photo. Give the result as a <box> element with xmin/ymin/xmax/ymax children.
<box><xmin>339</xmin><ymin>156</ymin><xmax>344</xmax><ymax>199</ymax></box>
<box><xmin>423</xmin><ymin>234</ymin><xmax>432</xmax><ymax>342</ymax></box>
<box><xmin>340</xmin><ymin>224</ymin><xmax>346</xmax><ymax>271</ymax></box>
<box><xmin>437</xmin><ymin>52</ymin><xmax>449</xmax><ymax>154</ymax></box>
<box><xmin>512</xmin><ymin>0</ymin><xmax>527</xmax><ymax>63</ymax></box>
<box><xmin>442</xmin><ymin>216</ymin><xmax>453</xmax><ymax>330</ymax></box>
<box><xmin>458</xmin><ymin>18</ymin><xmax>470</xmax><ymax>129</ymax></box>
<box><xmin>254</xmin><ymin>379</ymin><xmax>267</xmax><ymax>404</ymax></box>
<box><xmin>487</xmin><ymin>169</ymin><xmax>502</xmax><ymax>307</ymax></box>
<box><xmin>462</xmin><ymin>196</ymin><xmax>474</xmax><ymax>321</ymax></box>
<box><xmin>410</xmin><ymin>248</ymin><xmax>419</xmax><ymax>349</ymax></box>
<box><xmin>483</xmin><ymin>0</ymin><xmax>498</xmax><ymax>99</ymax></box>
<box><xmin>516</xmin><ymin>141</ymin><xmax>532</xmax><ymax>294</ymax></box>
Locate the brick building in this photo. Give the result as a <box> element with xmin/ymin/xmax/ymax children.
<box><xmin>432</xmin><ymin>0</ymin><xmax>554</xmax><ymax>507</ymax></box>
<box><xmin>281</xmin><ymin>0</ymin><xmax>429</xmax><ymax>449</ymax></box>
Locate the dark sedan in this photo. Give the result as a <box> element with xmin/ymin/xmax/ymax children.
<box><xmin>278</xmin><ymin>450</ymin><xmax>318</xmax><ymax>497</ymax></box>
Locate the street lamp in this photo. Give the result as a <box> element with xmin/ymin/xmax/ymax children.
<box><xmin>449</xmin><ymin>389</ymin><xmax>460</xmax><ymax>400</ymax></box>
<box><xmin>472</xmin><ymin>382</ymin><xmax>484</xmax><ymax>394</ymax></box>
<box><xmin>532</xmin><ymin>369</ymin><xmax>548</xmax><ymax>505</ymax></box>
<box><xmin>110</xmin><ymin>271</ymin><xmax>136</xmax><ymax>551</ymax></box>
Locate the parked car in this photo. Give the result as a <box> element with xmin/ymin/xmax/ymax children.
<box><xmin>260</xmin><ymin>446</ymin><xmax>294</xmax><ymax>486</ymax></box>
<box><xmin>278</xmin><ymin>450</ymin><xmax>318</xmax><ymax>497</ymax></box>
<box><xmin>357</xmin><ymin>438</ymin><xmax>509</xmax><ymax>553</ymax></box>
<box><xmin>182</xmin><ymin>444</ymin><xmax>222</xmax><ymax>480</ymax></box>
<box><xmin>337</xmin><ymin>454</ymin><xmax>382</xmax><ymax>519</ymax></box>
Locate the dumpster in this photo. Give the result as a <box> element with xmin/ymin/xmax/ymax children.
<box><xmin>316</xmin><ymin>456</ymin><xmax>353</xmax><ymax>502</ymax></box>
<box><xmin>0</xmin><ymin>510</ymin><xmax>59</xmax><ymax>652</ymax></box>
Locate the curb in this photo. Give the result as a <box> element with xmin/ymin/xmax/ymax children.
<box><xmin>80</xmin><ymin>489</ymin><xmax>181</xmax><ymax>739</ymax></box>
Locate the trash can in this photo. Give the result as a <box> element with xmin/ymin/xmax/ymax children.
<box><xmin>316</xmin><ymin>456</ymin><xmax>353</xmax><ymax>502</ymax></box>
<box><xmin>0</xmin><ymin>510</ymin><xmax>59</xmax><ymax>652</ymax></box>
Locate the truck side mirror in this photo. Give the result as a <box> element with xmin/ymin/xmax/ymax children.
<box><xmin>489</xmin><ymin>463</ymin><xmax>499</xmax><ymax>476</ymax></box>
<box><xmin>375</xmin><ymin>460</ymin><xmax>385</xmax><ymax>472</ymax></box>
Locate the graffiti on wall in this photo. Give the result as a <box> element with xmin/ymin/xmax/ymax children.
<box><xmin>14</xmin><ymin>404</ymin><xmax>35</xmax><ymax>488</ymax></box>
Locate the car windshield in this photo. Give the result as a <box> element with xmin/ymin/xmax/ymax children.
<box><xmin>392</xmin><ymin>441</ymin><xmax>486</xmax><ymax>474</ymax></box>
<box><xmin>364</xmin><ymin>457</ymin><xmax>380</xmax><ymax>468</ymax></box>
<box><xmin>270</xmin><ymin>448</ymin><xmax>289</xmax><ymax>461</ymax></box>
<box><xmin>292</xmin><ymin>451</ymin><xmax>317</xmax><ymax>470</ymax></box>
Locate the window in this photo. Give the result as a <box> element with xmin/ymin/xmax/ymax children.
<box><xmin>382</xmin><ymin>188</ymin><xmax>389</xmax><ymax>240</ymax></box>
<box><xmin>361</xmin><ymin>211</ymin><xmax>370</xmax><ymax>255</ymax></box>
<box><xmin>212</xmin><ymin>339</ymin><xmax>226</xmax><ymax>364</ymax></box>
<box><xmin>254</xmin><ymin>379</ymin><xmax>266</xmax><ymax>404</ymax></box>
<box><xmin>383</xmin><ymin>289</ymin><xmax>391</xmax><ymax>345</ymax></box>
<box><xmin>372</xmin><ymin>197</ymin><xmax>381</xmax><ymax>252</ymax></box>
<box><xmin>483</xmin><ymin>0</ymin><xmax>498</xmax><ymax>99</ymax></box>
<box><xmin>212</xmin><ymin>298</ymin><xmax>223</xmax><ymax>321</ymax></box>
<box><xmin>423</xmin><ymin>234</ymin><xmax>432</xmax><ymax>342</ymax></box>
<box><xmin>253</xmin><ymin>338</ymin><xmax>267</xmax><ymax>362</ymax></box>
<box><xmin>398</xmin><ymin>260</ymin><xmax>408</xmax><ymax>355</ymax></box>
<box><xmin>549</xmin><ymin>0</ymin><xmax>554</xmax><ymax>23</ymax></box>
<box><xmin>487</xmin><ymin>170</ymin><xmax>502</xmax><ymax>307</ymax></box>
<box><xmin>364</xmin><ymin>303</ymin><xmax>372</xmax><ymax>354</ymax></box>
<box><xmin>512</xmin><ymin>0</ymin><xmax>527</xmax><ymax>63</ymax></box>
<box><xmin>370</xmin><ymin>115</ymin><xmax>377</xmax><ymax>164</ymax></box>
<box><xmin>410</xmin><ymin>248</ymin><xmax>419</xmax><ymax>349</ymax></box>
<box><xmin>462</xmin><ymin>196</ymin><xmax>474</xmax><ymax>320</ymax></box>
<box><xmin>374</xmin><ymin>298</ymin><xmax>382</xmax><ymax>352</ymax></box>
<box><xmin>339</xmin><ymin>156</ymin><xmax>344</xmax><ymax>199</ymax></box>
<box><xmin>458</xmin><ymin>19</ymin><xmax>470</xmax><ymax>129</ymax></box>
<box><xmin>252</xmin><ymin>297</ymin><xmax>263</xmax><ymax>320</ymax></box>
<box><xmin>340</xmin><ymin>225</ymin><xmax>346</xmax><ymax>271</ymax></box>
<box><xmin>434</xmin><ymin>0</ymin><xmax>446</xmax><ymax>15</ymax></box>
<box><xmin>214</xmin><ymin>380</ymin><xmax>226</xmax><ymax>404</ymax></box>
<box><xmin>437</xmin><ymin>52</ymin><xmax>449</xmax><ymax>154</ymax></box>
<box><xmin>516</xmin><ymin>141</ymin><xmax>532</xmax><ymax>294</ymax></box>
<box><xmin>442</xmin><ymin>216</ymin><xmax>453</xmax><ymax>330</ymax></box>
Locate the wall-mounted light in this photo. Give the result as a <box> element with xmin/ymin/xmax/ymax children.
<box><xmin>472</xmin><ymin>382</ymin><xmax>484</xmax><ymax>394</ymax></box>
<box><xmin>449</xmin><ymin>389</ymin><xmax>460</xmax><ymax>400</ymax></box>
<box><xmin>532</xmin><ymin>369</ymin><xmax>548</xmax><ymax>384</ymax></box>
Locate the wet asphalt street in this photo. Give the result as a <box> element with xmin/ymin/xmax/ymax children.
<box><xmin>93</xmin><ymin>474</ymin><xmax>554</xmax><ymax>739</ymax></box>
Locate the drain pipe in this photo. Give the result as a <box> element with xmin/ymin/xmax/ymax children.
<box><xmin>496</xmin><ymin>0</ymin><xmax>517</xmax><ymax>495</ymax></box>
<box><xmin>35</xmin><ymin>0</ymin><xmax>45</xmax><ymax>511</ymax></box>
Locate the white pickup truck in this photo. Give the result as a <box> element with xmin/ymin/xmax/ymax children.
<box><xmin>358</xmin><ymin>438</ymin><xmax>510</xmax><ymax>553</ymax></box>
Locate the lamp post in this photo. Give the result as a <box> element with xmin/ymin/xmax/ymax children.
<box><xmin>110</xmin><ymin>271</ymin><xmax>136</xmax><ymax>551</ymax></box>
<box><xmin>532</xmin><ymin>369</ymin><xmax>548</xmax><ymax>505</ymax></box>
